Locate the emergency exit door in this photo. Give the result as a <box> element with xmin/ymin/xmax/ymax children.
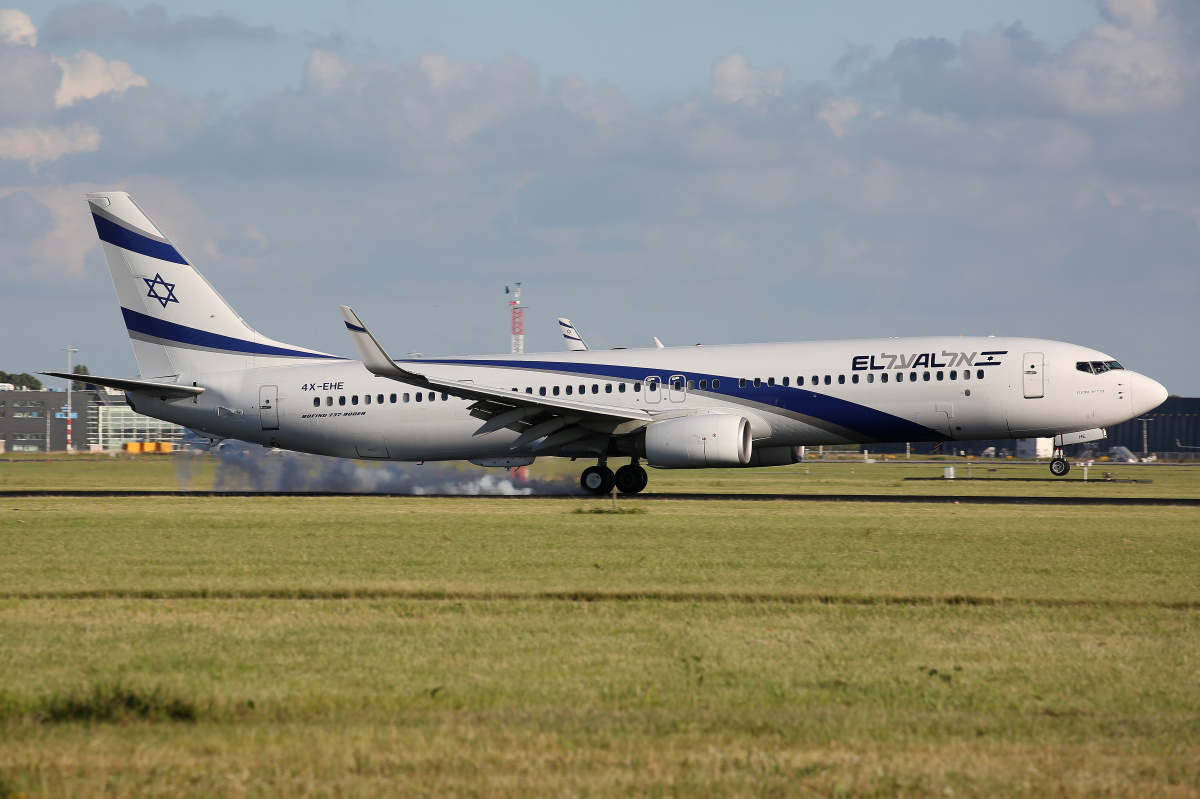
<box><xmin>1022</xmin><ymin>353</ymin><xmax>1044</xmax><ymax>399</ymax></box>
<box><xmin>259</xmin><ymin>385</ymin><xmax>279</xmax><ymax>429</ymax></box>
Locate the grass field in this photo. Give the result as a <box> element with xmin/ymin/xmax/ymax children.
<box><xmin>1</xmin><ymin>457</ymin><xmax>1198</xmax><ymax>796</ymax></box>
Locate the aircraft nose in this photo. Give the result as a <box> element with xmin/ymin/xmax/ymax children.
<box><xmin>1129</xmin><ymin>371</ymin><xmax>1168</xmax><ymax>416</ymax></box>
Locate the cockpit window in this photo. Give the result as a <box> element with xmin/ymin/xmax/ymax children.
<box><xmin>1078</xmin><ymin>360</ymin><xmax>1124</xmax><ymax>374</ymax></box>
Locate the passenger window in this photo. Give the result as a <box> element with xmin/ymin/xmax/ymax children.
<box><xmin>553</xmin><ymin>386</ymin><xmax>560</xmax><ymax>396</ymax></box>
<box><xmin>896</xmin><ymin>373</ymin><xmax>903</xmax><ymax>383</ymax></box>
<box><xmin>798</xmin><ymin>376</ymin><xmax>804</xmax><ymax>386</ymax></box>
<box><xmin>867</xmin><ymin>373</ymin><xmax>873</xmax><ymax>384</ymax></box>
<box><xmin>326</xmin><ymin>396</ymin><xmax>333</xmax><ymax>406</ymax></box>
<box><xmin>619</xmin><ymin>384</ymin><xmax>626</xmax><ymax>393</ymax></box>
<box><xmin>429</xmin><ymin>392</ymin><xmax>435</xmax><ymax>401</ymax></box>
<box><xmin>579</xmin><ymin>385</ymin><xmax>585</xmax><ymax>394</ymax></box>
<box><xmin>686</xmin><ymin>380</ymin><xmax>694</xmax><ymax>390</ymax></box>
<box><xmin>605</xmin><ymin>384</ymin><xmax>612</xmax><ymax>393</ymax></box>
<box><xmin>963</xmin><ymin>370</ymin><xmax>970</xmax><ymax>380</ymax></box>
<box><xmin>910</xmin><ymin>372</ymin><xmax>917</xmax><ymax>382</ymax></box>
<box><xmin>812</xmin><ymin>376</ymin><xmax>819</xmax><ymax>385</ymax></box>
<box><xmin>881</xmin><ymin>373</ymin><xmax>888</xmax><ymax>383</ymax></box>
<box><xmin>698</xmin><ymin>380</ymin><xmax>707</xmax><ymax>390</ymax></box>
<box><xmin>976</xmin><ymin>369</ymin><xmax>983</xmax><ymax>380</ymax></box>
<box><xmin>352</xmin><ymin>395</ymin><xmax>359</xmax><ymax>405</ymax></box>
<box><xmin>949</xmin><ymin>371</ymin><xmax>957</xmax><ymax>381</ymax></box>
<box><xmin>936</xmin><ymin>371</ymin><xmax>943</xmax><ymax>381</ymax></box>
<box><xmin>566</xmin><ymin>386</ymin><xmax>573</xmax><ymax>395</ymax></box>
<box><xmin>526</xmin><ymin>387</ymin><xmax>533</xmax><ymax>393</ymax></box>
<box><xmin>767</xmin><ymin>377</ymin><xmax>775</xmax><ymax>387</ymax></box>
<box><xmin>378</xmin><ymin>394</ymin><xmax>384</xmax><ymax>404</ymax></box>
<box><xmin>824</xmin><ymin>375</ymin><xmax>831</xmax><ymax>385</ymax></box>
<box><xmin>441</xmin><ymin>393</ymin><xmax>447</xmax><ymax>401</ymax></box>
<box><xmin>633</xmin><ymin>383</ymin><xmax>641</xmax><ymax>392</ymax></box>
<box><xmin>415</xmin><ymin>393</ymin><xmax>423</xmax><ymax>402</ymax></box>
<box><xmin>711</xmin><ymin>379</ymin><xmax>719</xmax><ymax>389</ymax></box>
<box><xmin>592</xmin><ymin>384</ymin><xmax>598</xmax><ymax>394</ymax></box>
<box><xmin>838</xmin><ymin>375</ymin><xmax>846</xmax><ymax>385</ymax></box>
<box><xmin>923</xmin><ymin>372</ymin><xmax>930</xmax><ymax>382</ymax></box>
<box><xmin>782</xmin><ymin>377</ymin><xmax>789</xmax><ymax>387</ymax></box>
<box><xmin>339</xmin><ymin>396</ymin><xmax>346</xmax><ymax>406</ymax></box>
<box><xmin>365</xmin><ymin>395</ymin><xmax>371</xmax><ymax>405</ymax></box>
<box><xmin>852</xmin><ymin>374</ymin><xmax>859</xmax><ymax>384</ymax></box>
<box><xmin>739</xmin><ymin>379</ymin><xmax>746</xmax><ymax>388</ymax></box>
<box><xmin>539</xmin><ymin>387</ymin><xmax>547</xmax><ymax>396</ymax></box>
<box><xmin>312</xmin><ymin>397</ymin><xmax>320</xmax><ymax>407</ymax></box>
<box><xmin>753</xmin><ymin>378</ymin><xmax>761</xmax><ymax>388</ymax></box>
<box><xmin>648</xmin><ymin>382</ymin><xmax>656</xmax><ymax>392</ymax></box>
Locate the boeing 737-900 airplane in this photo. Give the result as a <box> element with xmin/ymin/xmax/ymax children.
<box><xmin>44</xmin><ymin>192</ymin><xmax>1168</xmax><ymax>494</ymax></box>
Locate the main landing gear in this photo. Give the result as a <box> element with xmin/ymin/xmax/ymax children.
<box><xmin>580</xmin><ymin>459</ymin><xmax>648</xmax><ymax>495</ymax></box>
<box><xmin>1049</xmin><ymin>445</ymin><xmax>1070</xmax><ymax>477</ymax></box>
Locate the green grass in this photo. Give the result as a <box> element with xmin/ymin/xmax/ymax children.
<box><xmin>1</xmin><ymin>464</ymin><xmax>1199</xmax><ymax>796</ymax></box>
<box><xmin>2</xmin><ymin>451</ymin><xmax>1199</xmax><ymax>498</ymax></box>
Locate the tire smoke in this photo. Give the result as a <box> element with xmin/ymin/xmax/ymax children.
<box><xmin>175</xmin><ymin>445</ymin><xmax>580</xmax><ymax>495</ymax></box>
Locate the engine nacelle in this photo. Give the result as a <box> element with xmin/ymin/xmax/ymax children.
<box><xmin>644</xmin><ymin>414</ymin><xmax>751</xmax><ymax>468</ymax></box>
<box><xmin>743</xmin><ymin>445</ymin><xmax>803</xmax><ymax>467</ymax></box>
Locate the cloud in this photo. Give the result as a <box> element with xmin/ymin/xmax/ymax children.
<box><xmin>0</xmin><ymin>8</ymin><xmax>36</xmax><ymax>46</ymax></box>
<box><xmin>0</xmin><ymin>122</ymin><xmax>100</xmax><ymax>167</ymax></box>
<box><xmin>43</xmin><ymin>2</ymin><xmax>276</xmax><ymax>46</ymax></box>
<box><xmin>52</xmin><ymin>50</ymin><xmax>147</xmax><ymax>107</ymax></box>
<box><xmin>710</xmin><ymin>53</ymin><xmax>788</xmax><ymax>105</ymax></box>
<box><xmin>817</xmin><ymin>97</ymin><xmax>861</xmax><ymax>137</ymax></box>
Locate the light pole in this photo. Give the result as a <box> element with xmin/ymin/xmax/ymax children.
<box><xmin>63</xmin><ymin>346</ymin><xmax>78</xmax><ymax>452</ymax></box>
<box><xmin>1138</xmin><ymin>417</ymin><xmax>1152</xmax><ymax>458</ymax></box>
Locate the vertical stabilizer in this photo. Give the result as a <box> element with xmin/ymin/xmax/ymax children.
<box><xmin>87</xmin><ymin>192</ymin><xmax>342</xmax><ymax>377</ymax></box>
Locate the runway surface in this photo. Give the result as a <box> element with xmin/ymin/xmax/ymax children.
<box><xmin>2</xmin><ymin>490</ymin><xmax>1197</xmax><ymax>506</ymax></box>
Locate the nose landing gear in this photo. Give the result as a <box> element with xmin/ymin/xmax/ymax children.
<box><xmin>1049</xmin><ymin>445</ymin><xmax>1070</xmax><ymax>477</ymax></box>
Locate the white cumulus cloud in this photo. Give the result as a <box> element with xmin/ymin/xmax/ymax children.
<box><xmin>0</xmin><ymin>8</ymin><xmax>36</xmax><ymax>46</ymax></box>
<box><xmin>710</xmin><ymin>53</ymin><xmax>788</xmax><ymax>105</ymax></box>
<box><xmin>0</xmin><ymin>122</ymin><xmax>101</xmax><ymax>167</ymax></box>
<box><xmin>52</xmin><ymin>50</ymin><xmax>147</xmax><ymax>107</ymax></box>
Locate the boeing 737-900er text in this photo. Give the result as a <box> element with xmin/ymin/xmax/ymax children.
<box><xmin>44</xmin><ymin>192</ymin><xmax>1169</xmax><ymax>494</ymax></box>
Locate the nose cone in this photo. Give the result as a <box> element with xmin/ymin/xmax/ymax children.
<box><xmin>1129</xmin><ymin>371</ymin><xmax>1168</xmax><ymax>416</ymax></box>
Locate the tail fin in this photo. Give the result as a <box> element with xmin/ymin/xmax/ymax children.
<box><xmin>558</xmin><ymin>318</ymin><xmax>589</xmax><ymax>352</ymax></box>
<box><xmin>87</xmin><ymin>192</ymin><xmax>341</xmax><ymax>377</ymax></box>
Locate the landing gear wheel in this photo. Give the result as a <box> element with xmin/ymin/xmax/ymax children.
<box><xmin>581</xmin><ymin>465</ymin><xmax>615</xmax><ymax>494</ymax></box>
<box><xmin>615</xmin><ymin>464</ymin><xmax>648</xmax><ymax>494</ymax></box>
<box><xmin>1049</xmin><ymin>458</ymin><xmax>1070</xmax><ymax>477</ymax></box>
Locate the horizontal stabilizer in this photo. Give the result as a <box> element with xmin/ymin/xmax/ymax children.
<box><xmin>39</xmin><ymin>372</ymin><xmax>204</xmax><ymax>399</ymax></box>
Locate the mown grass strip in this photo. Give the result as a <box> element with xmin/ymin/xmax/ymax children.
<box><xmin>4</xmin><ymin>587</ymin><xmax>1198</xmax><ymax>609</ymax></box>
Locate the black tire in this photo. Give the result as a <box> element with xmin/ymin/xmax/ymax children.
<box><xmin>581</xmin><ymin>465</ymin><xmax>615</xmax><ymax>494</ymax></box>
<box><xmin>615</xmin><ymin>464</ymin><xmax>647</xmax><ymax>494</ymax></box>
<box><xmin>1049</xmin><ymin>457</ymin><xmax>1070</xmax><ymax>477</ymax></box>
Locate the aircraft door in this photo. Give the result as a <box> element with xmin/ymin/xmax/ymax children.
<box><xmin>668</xmin><ymin>374</ymin><xmax>687</xmax><ymax>403</ymax></box>
<box><xmin>1022</xmin><ymin>352</ymin><xmax>1045</xmax><ymax>399</ymax></box>
<box><xmin>644</xmin><ymin>376</ymin><xmax>661</xmax><ymax>404</ymax></box>
<box><xmin>258</xmin><ymin>385</ymin><xmax>279</xmax><ymax>430</ymax></box>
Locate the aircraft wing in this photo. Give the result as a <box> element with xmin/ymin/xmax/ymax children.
<box><xmin>338</xmin><ymin>307</ymin><xmax>652</xmax><ymax>444</ymax></box>
<box><xmin>39</xmin><ymin>371</ymin><xmax>204</xmax><ymax>399</ymax></box>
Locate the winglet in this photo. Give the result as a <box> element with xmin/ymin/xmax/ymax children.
<box><xmin>337</xmin><ymin>306</ymin><xmax>422</xmax><ymax>379</ymax></box>
<box><xmin>653</xmin><ymin>336</ymin><xmax>665</xmax><ymax>349</ymax></box>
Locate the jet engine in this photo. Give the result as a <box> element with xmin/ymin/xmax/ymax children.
<box><xmin>744</xmin><ymin>445</ymin><xmax>804</xmax><ymax>467</ymax></box>
<box><xmin>644</xmin><ymin>414</ymin><xmax>752</xmax><ymax>468</ymax></box>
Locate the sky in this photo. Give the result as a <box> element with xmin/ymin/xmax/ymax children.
<box><xmin>2</xmin><ymin>0</ymin><xmax>1198</xmax><ymax>395</ymax></box>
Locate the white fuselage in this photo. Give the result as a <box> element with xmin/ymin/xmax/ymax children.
<box><xmin>127</xmin><ymin>335</ymin><xmax>1161</xmax><ymax>462</ymax></box>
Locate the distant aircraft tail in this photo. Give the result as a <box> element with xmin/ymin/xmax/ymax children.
<box><xmin>87</xmin><ymin>192</ymin><xmax>341</xmax><ymax>378</ymax></box>
<box><xmin>558</xmin><ymin>318</ymin><xmax>589</xmax><ymax>351</ymax></box>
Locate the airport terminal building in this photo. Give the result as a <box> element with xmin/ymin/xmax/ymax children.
<box><xmin>0</xmin><ymin>385</ymin><xmax>185</xmax><ymax>453</ymax></box>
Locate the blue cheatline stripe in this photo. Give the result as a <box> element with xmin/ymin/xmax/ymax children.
<box><xmin>92</xmin><ymin>213</ymin><xmax>188</xmax><ymax>265</ymax></box>
<box><xmin>413</xmin><ymin>357</ymin><xmax>945</xmax><ymax>442</ymax></box>
<box><xmin>344</xmin><ymin>321</ymin><xmax>367</xmax><ymax>333</ymax></box>
<box><xmin>122</xmin><ymin>307</ymin><xmax>343</xmax><ymax>360</ymax></box>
